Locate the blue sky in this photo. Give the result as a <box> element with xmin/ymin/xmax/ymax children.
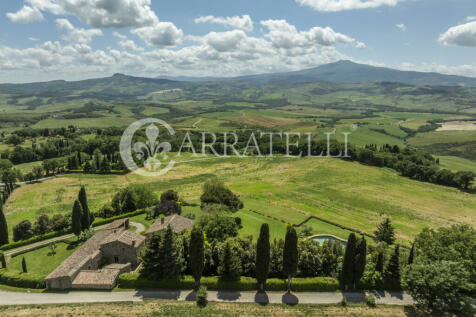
<box><xmin>1</xmin><ymin>0</ymin><xmax>476</xmax><ymax>83</ymax></box>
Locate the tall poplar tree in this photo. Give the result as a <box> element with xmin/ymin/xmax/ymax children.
<box><xmin>78</xmin><ymin>186</ymin><xmax>90</xmax><ymax>230</ymax></box>
<box><xmin>72</xmin><ymin>200</ymin><xmax>83</xmax><ymax>237</ymax></box>
<box><xmin>354</xmin><ymin>236</ymin><xmax>367</xmax><ymax>286</ymax></box>
<box><xmin>341</xmin><ymin>233</ymin><xmax>357</xmax><ymax>290</ymax></box>
<box><xmin>282</xmin><ymin>226</ymin><xmax>298</xmax><ymax>292</ymax></box>
<box><xmin>190</xmin><ymin>226</ymin><xmax>205</xmax><ymax>289</ymax></box>
<box><xmin>22</xmin><ymin>257</ymin><xmax>27</xmax><ymax>273</ymax></box>
<box><xmin>408</xmin><ymin>243</ymin><xmax>414</xmax><ymax>265</ymax></box>
<box><xmin>0</xmin><ymin>204</ymin><xmax>9</xmax><ymax>246</ymax></box>
<box><xmin>256</xmin><ymin>223</ymin><xmax>270</xmax><ymax>292</ymax></box>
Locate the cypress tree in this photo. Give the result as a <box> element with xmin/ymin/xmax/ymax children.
<box><xmin>256</xmin><ymin>223</ymin><xmax>270</xmax><ymax>292</ymax></box>
<box><xmin>190</xmin><ymin>226</ymin><xmax>205</xmax><ymax>289</ymax></box>
<box><xmin>385</xmin><ymin>245</ymin><xmax>400</xmax><ymax>285</ymax></box>
<box><xmin>354</xmin><ymin>236</ymin><xmax>367</xmax><ymax>287</ymax></box>
<box><xmin>341</xmin><ymin>233</ymin><xmax>357</xmax><ymax>290</ymax></box>
<box><xmin>376</xmin><ymin>251</ymin><xmax>384</xmax><ymax>273</ymax></box>
<box><xmin>77</xmin><ymin>151</ymin><xmax>82</xmax><ymax>166</ymax></box>
<box><xmin>0</xmin><ymin>251</ymin><xmax>6</xmax><ymax>269</ymax></box>
<box><xmin>22</xmin><ymin>257</ymin><xmax>27</xmax><ymax>273</ymax></box>
<box><xmin>218</xmin><ymin>239</ymin><xmax>242</xmax><ymax>281</ymax></box>
<box><xmin>0</xmin><ymin>204</ymin><xmax>9</xmax><ymax>246</ymax></box>
<box><xmin>282</xmin><ymin>225</ymin><xmax>298</xmax><ymax>292</ymax></box>
<box><xmin>72</xmin><ymin>200</ymin><xmax>83</xmax><ymax>236</ymax></box>
<box><xmin>408</xmin><ymin>243</ymin><xmax>414</xmax><ymax>265</ymax></box>
<box><xmin>78</xmin><ymin>186</ymin><xmax>90</xmax><ymax>230</ymax></box>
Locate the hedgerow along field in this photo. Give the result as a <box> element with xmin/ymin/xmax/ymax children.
<box><xmin>5</xmin><ymin>154</ymin><xmax>476</xmax><ymax>245</ymax></box>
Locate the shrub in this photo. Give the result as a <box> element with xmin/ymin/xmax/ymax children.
<box><xmin>402</xmin><ymin>261</ymin><xmax>473</xmax><ymax>315</ymax></box>
<box><xmin>199</xmin><ymin>215</ymin><xmax>239</xmax><ymax>243</ymax></box>
<box><xmin>340</xmin><ymin>296</ymin><xmax>347</xmax><ymax>307</ymax></box>
<box><xmin>155</xmin><ymin>200</ymin><xmax>181</xmax><ymax>217</ymax></box>
<box><xmin>0</xmin><ymin>269</ymin><xmax>45</xmax><ymax>289</ymax></box>
<box><xmin>13</xmin><ymin>220</ymin><xmax>34</xmax><ymax>242</ymax></box>
<box><xmin>196</xmin><ymin>285</ymin><xmax>208</xmax><ymax>307</ymax></box>
<box><xmin>365</xmin><ymin>294</ymin><xmax>376</xmax><ymax>307</ymax></box>
<box><xmin>200</xmin><ymin>179</ymin><xmax>243</xmax><ymax>211</ymax></box>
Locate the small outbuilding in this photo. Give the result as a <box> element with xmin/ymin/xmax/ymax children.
<box><xmin>145</xmin><ymin>214</ymin><xmax>194</xmax><ymax>237</ymax></box>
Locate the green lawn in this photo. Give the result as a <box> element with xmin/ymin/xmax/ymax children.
<box><xmin>14</xmin><ymin>161</ymin><xmax>43</xmax><ymax>174</ymax></box>
<box><xmin>438</xmin><ymin>156</ymin><xmax>476</xmax><ymax>173</ymax></box>
<box><xmin>8</xmin><ymin>238</ymin><xmax>83</xmax><ymax>276</ymax></box>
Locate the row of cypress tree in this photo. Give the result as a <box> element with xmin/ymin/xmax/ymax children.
<box><xmin>186</xmin><ymin>223</ymin><xmax>299</xmax><ymax>292</ymax></box>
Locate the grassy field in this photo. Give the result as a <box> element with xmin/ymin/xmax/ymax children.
<box><xmin>0</xmin><ymin>301</ymin><xmax>413</xmax><ymax>316</ymax></box>
<box><xmin>8</xmin><ymin>238</ymin><xmax>83</xmax><ymax>276</ymax></box>
<box><xmin>438</xmin><ymin>156</ymin><xmax>476</xmax><ymax>173</ymax></box>
<box><xmin>5</xmin><ymin>154</ymin><xmax>476</xmax><ymax>245</ymax></box>
<box><xmin>408</xmin><ymin>130</ymin><xmax>476</xmax><ymax>146</ymax></box>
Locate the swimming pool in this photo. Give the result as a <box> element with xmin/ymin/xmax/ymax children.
<box><xmin>310</xmin><ymin>234</ymin><xmax>347</xmax><ymax>247</ymax></box>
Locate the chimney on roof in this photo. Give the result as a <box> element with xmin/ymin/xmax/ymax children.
<box><xmin>161</xmin><ymin>217</ymin><xmax>165</xmax><ymax>224</ymax></box>
<box><xmin>132</xmin><ymin>240</ymin><xmax>136</xmax><ymax>247</ymax></box>
<box><xmin>114</xmin><ymin>230</ymin><xmax>116</xmax><ymax>233</ymax></box>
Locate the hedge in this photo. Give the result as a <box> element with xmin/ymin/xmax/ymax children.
<box><xmin>0</xmin><ymin>269</ymin><xmax>45</xmax><ymax>289</ymax></box>
<box><xmin>118</xmin><ymin>274</ymin><xmax>340</xmax><ymax>292</ymax></box>
<box><xmin>92</xmin><ymin>209</ymin><xmax>146</xmax><ymax>227</ymax></box>
<box><xmin>0</xmin><ymin>229</ymin><xmax>71</xmax><ymax>252</ymax></box>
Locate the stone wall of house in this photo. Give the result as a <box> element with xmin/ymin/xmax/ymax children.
<box><xmin>45</xmin><ymin>276</ymin><xmax>72</xmax><ymax>290</ymax></box>
<box><xmin>100</xmin><ymin>242</ymin><xmax>142</xmax><ymax>267</ymax></box>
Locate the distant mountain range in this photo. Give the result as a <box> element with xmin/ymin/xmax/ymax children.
<box><xmin>2</xmin><ymin>61</ymin><xmax>476</xmax><ymax>97</ymax></box>
<box><xmin>158</xmin><ymin>60</ymin><xmax>476</xmax><ymax>87</ymax></box>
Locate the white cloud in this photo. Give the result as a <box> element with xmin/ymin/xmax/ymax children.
<box><xmin>398</xmin><ymin>61</ymin><xmax>476</xmax><ymax>78</ymax></box>
<box><xmin>205</xmin><ymin>30</ymin><xmax>248</xmax><ymax>52</ymax></box>
<box><xmin>260</xmin><ymin>19</ymin><xmax>364</xmax><ymax>49</ymax></box>
<box><xmin>118</xmin><ymin>40</ymin><xmax>144</xmax><ymax>52</ymax></box>
<box><xmin>296</xmin><ymin>0</ymin><xmax>404</xmax><ymax>12</ymax></box>
<box><xmin>29</xmin><ymin>37</ymin><xmax>40</xmax><ymax>41</ymax></box>
<box><xmin>17</xmin><ymin>0</ymin><xmax>158</xmax><ymax>28</ymax></box>
<box><xmin>466</xmin><ymin>16</ymin><xmax>476</xmax><ymax>22</ymax></box>
<box><xmin>439</xmin><ymin>21</ymin><xmax>476</xmax><ymax>47</ymax></box>
<box><xmin>132</xmin><ymin>22</ymin><xmax>183</xmax><ymax>47</ymax></box>
<box><xmin>0</xmin><ymin>19</ymin><xmax>364</xmax><ymax>82</ymax></box>
<box><xmin>6</xmin><ymin>5</ymin><xmax>43</xmax><ymax>23</ymax></box>
<box><xmin>113</xmin><ymin>32</ymin><xmax>127</xmax><ymax>40</ymax></box>
<box><xmin>56</xmin><ymin>19</ymin><xmax>103</xmax><ymax>44</ymax></box>
<box><xmin>195</xmin><ymin>15</ymin><xmax>253</xmax><ymax>32</ymax></box>
<box><xmin>396</xmin><ymin>23</ymin><xmax>406</xmax><ymax>31</ymax></box>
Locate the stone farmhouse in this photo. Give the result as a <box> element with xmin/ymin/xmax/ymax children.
<box><xmin>45</xmin><ymin>218</ymin><xmax>145</xmax><ymax>290</ymax></box>
<box><xmin>145</xmin><ymin>214</ymin><xmax>194</xmax><ymax>237</ymax></box>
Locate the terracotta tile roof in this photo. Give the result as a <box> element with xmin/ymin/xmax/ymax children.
<box><xmin>105</xmin><ymin>218</ymin><xmax>129</xmax><ymax>230</ymax></box>
<box><xmin>146</xmin><ymin>214</ymin><xmax>194</xmax><ymax>235</ymax></box>
<box><xmin>71</xmin><ymin>269</ymin><xmax>120</xmax><ymax>287</ymax></box>
<box><xmin>100</xmin><ymin>230</ymin><xmax>145</xmax><ymax>247</ymax></box>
